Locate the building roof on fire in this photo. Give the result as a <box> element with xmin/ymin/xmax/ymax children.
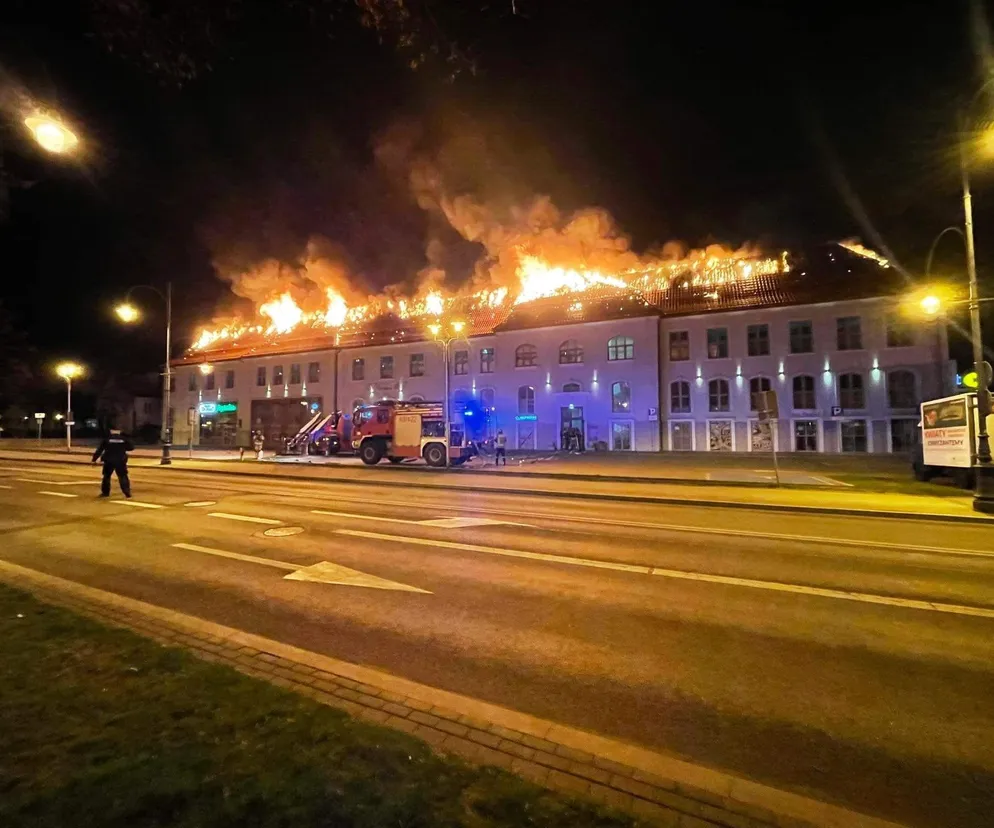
<box><xmin>174</xmin><ymin>243</ymin><xmax>917</xmax><ymax>365</ymax></box>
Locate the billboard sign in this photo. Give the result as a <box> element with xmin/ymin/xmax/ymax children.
<box><xmin>921</xmin><ymin>394</ymin><xmax>972</xmax><ymax>469</ymax></box>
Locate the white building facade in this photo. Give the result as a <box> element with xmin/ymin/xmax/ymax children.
<box><xmin>171</xmin><ymin>286</ymin><xmax>948</xmax><ymax>455</ymax></box>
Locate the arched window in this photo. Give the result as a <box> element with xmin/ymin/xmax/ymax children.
<box><xmin>792</xmin><ymin>375</ymin><xmax>816</xmax><ymax>410</ymax></box>
<box><xmin>562</xmin><ymin>381</ymin><xmax>582</xmax><ymax>392</ymax></box>
<box><xmin>670</xmin><ymin>381</ymin><xmax>691</xmax><ymax>414</ymax></box>
<box><xmin>839</xmin><ymin>373</ymin><xmax>865</xmax><ymax>409</ymax></box>
<box><xmin>479</xmin><ymin>388</ymin><xmax>495</xmax><ymax>411</ymax></box>
<box><xmin>518</xmin><ymin>385</ymin><xmax>535</xmax><ymax>414</ymax></box>
<box><xmin>708</xmin><ymin>379</ymin><xmax>730</xmax><ymax>412</ymax></box>
<box><xmin>407</xmin><ymin>395</ymin><xmax>424</xmax><ymax>403</ymax></box>
<box><xmin>515</xmin><ymin>344</ymin><xmax>538</xmax><ymax>368</ymax></box>
<box><xmin>611</xmin><ymin>381</ymin><xmax>631</xmax><ymax>413</ymax></box>
<box><xmin>607</xmin><ymin>335</ymin><xmax>634</xmax><ymax>361</ymax></box>
<box><xmin>559</xmin><ymin>339</ymin><xmax>583</xmax><ymax>364</ymax></box>
<box><xmin>749</xmin><ymin>377</ymin><xmax>771</xmax><ymax>411</ymax></box>
<box><xmin>887</xmin><ymin>370</ymin><xmax>917</xmax><ymax>409</ymax></box>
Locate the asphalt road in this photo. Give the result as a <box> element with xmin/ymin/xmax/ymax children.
<box><xmin>1</xmin><ymin>458</ymin><xmax>992</xmax><ymax>828</ymax></box>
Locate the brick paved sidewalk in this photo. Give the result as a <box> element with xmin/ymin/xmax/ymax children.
<box><xmin>0</xmin><ymin>559</ymin><xmax>905</xmax><ymax>828</ymax></box>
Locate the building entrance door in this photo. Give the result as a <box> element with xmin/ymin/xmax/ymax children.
<box><xmin>560</xmin><ymin>406</ymin><xmax>585</xmax><ymax>451</ymax></box>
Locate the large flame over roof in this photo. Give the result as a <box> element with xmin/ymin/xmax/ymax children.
<box><xmin>189</xmin><ymin>244</ymin><xmax>789</xmax><ymax>355</ymax></box>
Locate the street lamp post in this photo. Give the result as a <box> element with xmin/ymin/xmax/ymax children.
<box><xmin>54</xmin><ymin>362</ymin><xmax>84</xmax><ymax>452</ymax></box>
<box><xmin>115</xmin><ymin>283</ymin><xmax>173</xmax><ymax>465</ymax></box>
<box><xmin>428</xmin><ymin>320</ymin><xmax>466</xmax><ymax>469</ymax></box>
<box><xmin>1</xmin><ymin>111</ymin><xmax>81</xmax><ymax>222</ymax></box>
<box><xmin>957</xmin><ymin>123</ymin><xmax>994</xmax><ymax>512</ymax></box>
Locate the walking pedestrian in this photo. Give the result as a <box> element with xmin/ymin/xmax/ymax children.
<box><xmin>494</xmin><ymin>429</ymin><xmax>507</xmax><ymax>466</ymax></box>
<box><xmin>91</xmin><ymin>427</ymin><xmax>134</xmax><ymax>498</ymax></box>
<box><xmin>253</xmin><ymin>430</ymin><xmax>265</xmax><ymax>460</ymax></box>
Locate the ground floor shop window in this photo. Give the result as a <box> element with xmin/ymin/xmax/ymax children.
<box><xmin>708</xmin><ymin>420</ymin><xmax>734</xmax><ymax>451</ymax></box>
<box><xmin>890</xmin><ymin>418</ymin><xmax>917</xmax><ymax>453</ymax></box>
<box><xmin>516</xmin><ymin>420</ymin><xmax>537</xmax><ymax>449</ymax></box>
<box><xmin>611</xmin><ymin>421</ymin><xmax>634</xmax><ymax>451</ymax></box>
<box><xmin>749</xmin><ymin>420</ymin><xmax>776</xmax><ymax>452</ymax></box>
<box><xmin>670</xmin><ymin>421</ymin><xmax>694</xmax><ymax>451</ymax></box>
<box><xmin>793</xmin><ymin>420</ymin><xmax>818</xmax><ymax>452</ymax></box>
<box><xmin>841</xmin><ymin>419</ymin><xmax>868</xmax><ymax>452</ymax></box>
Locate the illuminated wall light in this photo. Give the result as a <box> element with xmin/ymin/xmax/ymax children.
<box><xmin>301</xmin><ymin>383</ymin><xmax>307</xmax><ymax>396</ymax></box>
<box><xmin>778</xmin><ymin>361</ymin><xmax>785</xmax><ymax>376</ymax></box>
<box><xmin>736</xmin><ymin>363</ymin><xmax>742</xmax><ymax>377</ymax></box>
<box><xmin>283</xmin><ymin>384</ymin><xmax>289</xmax><ymax>398</ymax></box>
<box><xmin>545</xmin><ymin>372</ymin><xmax>551</xmax><ymax>385</ymax></box>
<box><xmin>823</xmin><ymin>357</ymin><xmax>831</xmax><ymax>373</ymax></box>
<box><xmin>266</xmin><ymin>385</ymin><xmax>272</xmax><ymax>399</ymax></box>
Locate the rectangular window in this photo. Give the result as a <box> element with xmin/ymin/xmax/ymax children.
<box><xmin>480</xmin><ymin>348</ymin><xmax>494</xmax><ymax>373</ymax></box>
<box><xmin>256</xmin><ymin>366</ymin><xmax>266</xmax><ymax>387</ymax></box>
<box><xmin>273</xmin><ymin>365</ymin><xmax>284</xmax><ymax>386</ymax></box>
<box><xmin>708</xmin><ymin>379</ymin><xmax>730</xmax><ymax>412</ymax></box>
<box><xmin>188</xmin><ymin>373</ymin><xmax>197</xmax><ymax>392</ymax></box>
<box><xmin>290</xmin><ymin>363</ymin><xmax>301</xmax><ymax>385</ymax></box>
<box><xmin>841</xmin><ymin>419</ymin><xmax>868</xmax><ymax>452</ymax></box>
<box><xmin>611</xmin><ymin>422</ymin><xmax>634</xmax><ymax>451</ymax></box>
<box><xmin>204</xmin><ymin>372</ymin><xmax>215</xmax><ymax>391</ymax></box>
<box><xmin>454</xmin><ymin>350</ymin><xmax>469</xmax><ymax>375</ymax></box>
<box><xmin>352</xmin><ymin>358</ymin><xmax>364</xmax><ymax>381</ymax></box>
<box><xmin>890</xmin><ymin>418</ymin><xmax>917</xmax><ymax>453</ymax></box>
<box><xmin>225</xmin><ymin>369</ymin><xmax>235</xmax><ymax>389</ymax></box>
<box><xmin>792</xmin><ymin>375</ymin><xmax>815</xmax><ymax>410</ymax></box>
<box><xmin>789</xmin><ymin>320</ymin><xmax>813</xmax><ymax>354</ymax></box>
<box><xmin>670</xmin><ymin>421</ymin><xmax>694</xmax><ymax>451</ymax></box>
<box><xmin>307</xmin><ymin>361</ymin><xmax>320</xmax><ymax>383</ymax></box>
<box><xmin>836</xmin><ymin>316</ymin><xmax>863</xmax><ymax>350</ymax></box>
<box><xmin>669</xmin><ymin>331</ymin><xmax>690</xmax><ymax>361</ymax></box>
<box><xmin>747</xmin><ymin>324</ymin><xmax>770</xmax><ymax>356</ymax></box>
<box><xmin>409</xmin><ymin>353</ymin><xmax>425</xmax><ymax>377</ymax></box>
<box><xmin>794</xmin><ymin>420</ymin><xmax>818</xmax><ymax>451</ymax></box>
<box><xmin>707</xmin><ymin>327</ymin><xmax>728</xmax><ymax>359</ymax></box>
<box><xmin>749</xmin><ymin>377</ymin><xmax>771</xmax><ymax>410</ymax></box>
<box><xmin>886</xmin><ymin>314</ymin><xmax>915</xmax><ymax>347</ymax></box>
<box><xmin>380</xmin><ymin>356</ymin><xmax>394</xmax><ymax>379</ymax></box>
<box><xmin>670</xmin><ymin>381</ymin><xmax>691</xmax><ymax>414</ymax></box>
<box><xmin>839</xmin><ymin>373</ymin><xmax>865</xmax><ymax>409</ymax></box>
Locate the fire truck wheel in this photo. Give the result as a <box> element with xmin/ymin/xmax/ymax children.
<box><xmin>360</xmin><ymin>440</ymin><xmax>385</xmax><ymax>465</ymax></box>
<box><xmin>423</xmin><ymin>442</ymin><xmax>446</xmax><ymax>467</ymax></box>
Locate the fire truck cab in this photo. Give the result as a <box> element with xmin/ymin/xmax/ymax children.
<box><xmin>352</xmin><ymin>400</ymin><xmax>471</xmax><ymax>467</ymax></box>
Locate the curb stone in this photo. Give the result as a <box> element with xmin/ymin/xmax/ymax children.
<box><xmin>0</xmin><ymin>558</ymin><xmax>907</xmax><ymax>828</ymax></box>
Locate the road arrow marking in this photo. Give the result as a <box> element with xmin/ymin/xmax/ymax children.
<box><xmin>171</xmin><ymin>543</ymin><xmax>429</xmax><ymax>593</ymax></box>
<box><xmin>208</xmin><ymin>512</ymin><xmax>281</xmax><ymax>525</ymax></box>
<box><xmin>284</xmin><ymin>561</ymin><xmax>430</xmax><ymax>593</ymax></box>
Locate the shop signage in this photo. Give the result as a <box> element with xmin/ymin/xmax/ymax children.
<box><xmin>515</xmin><ymin>414</ymin><xmax>537</xmax><ymax>421</ymax></box>
<box><xmin>198</xmin><ymin>401</ymin><xmax>237</xmax><ymax>416</ymax></box>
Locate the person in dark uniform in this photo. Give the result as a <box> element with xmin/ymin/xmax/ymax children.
<box><xmin>92</xmin><ymin>428</ymin><xmax>134</xmax><ymax>498</ymax></box>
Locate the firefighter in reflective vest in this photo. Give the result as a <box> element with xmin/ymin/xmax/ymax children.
<box><xmin>92</xmin><ymin>428</ymin><xmax>134</xmax><ymax>498</ymax></box>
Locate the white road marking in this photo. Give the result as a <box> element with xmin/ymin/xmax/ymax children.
<box><xmin>207</xmin><ymin>512</ymin><xmax>282</xmax><ymax>525</ymax></box>
<box><xmin>418</xmin><ymin>517</ymin><xmax>527</xmax><ymax>529</ymax></box>
<box><xmin>184</xmin><ymin>501</ymin><xmax>217</xmax><ymax>507</ymax></box>
<box><xmin>15</xmin><ymin>478</ymin><xmax>55</xmax><ymax>484</ymax></box>
<box><xmin>336</xmin><ymin>530</ymin><xmax>651</xmax><ymax>573</ymax></box>
<box><xmin>110</xmin><ymin>500</ymin><xmax>164</xmax><ymax>509</ymax></box>
<box><xmin>0</xmin><ymin>484</ymin><xmax>11</xmax><ymax>489</ymax></box>
<box><xmin>285</xmin><ymin>561</ymin><xmax>430</xmax><ymax>592</ymax></box>
<box><xmin>311</xmin><ymin>508</ymin><xmax>417</xmax><ymax>525</ymax></box>
<box><xmin>38</xmin><ymin>491</ymin><xmax>78</xmax><ymax>498</ymax></box>
<box><xmin>326</xmin><ymin>496</ymin><xmax>992</xmax><ymax>559</ymax></box>
<box><xmin>335</xmin><ymin>529</ymin><xmax>994</xmax><ymax>621</ymax></box>
<box><xmin>172</xmin><ymin>542</ymin><xmax>296</xmax><ymax>570</ymax></box>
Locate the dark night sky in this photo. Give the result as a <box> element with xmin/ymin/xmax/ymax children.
<box><xmin>1</xmin><ymin>0</ymin><xmax>992</xmax><ymax>400</ymax></box>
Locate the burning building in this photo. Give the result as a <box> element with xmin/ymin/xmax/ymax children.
<box><xmin>170</xmin><ymin>242</ymin><xmax>948</xmax><ymax>455</ymax></box>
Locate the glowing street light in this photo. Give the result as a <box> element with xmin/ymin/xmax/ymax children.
<box><xmin>115</xmin><ymin>303</ymin><xmax>140</xmax><ymax>323</ymax></box>
<box><xmin>54</xmin><ymin>362</ymin><xmax>84</xmax><ymax>452</ymax></box>
<box><xmin>920</xmin><ymin>294</ymin><xmax>943</xmax><ymax>316</ymax></box>
<box><xmin>23</xmin><ymin>114</ymin><xmax>79</xmax><ymax>155</ymax></box>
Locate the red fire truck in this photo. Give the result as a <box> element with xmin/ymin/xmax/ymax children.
<box><xmin>351</xmin><ymin>400</ymin><xmax>472</xmax><ymax>467</ymax></box>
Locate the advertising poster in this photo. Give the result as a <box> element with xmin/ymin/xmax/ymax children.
<box><xmin>921</xmin><ymin>395</ymin><xmax>971</xmax><ymax>468</ymax></box>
